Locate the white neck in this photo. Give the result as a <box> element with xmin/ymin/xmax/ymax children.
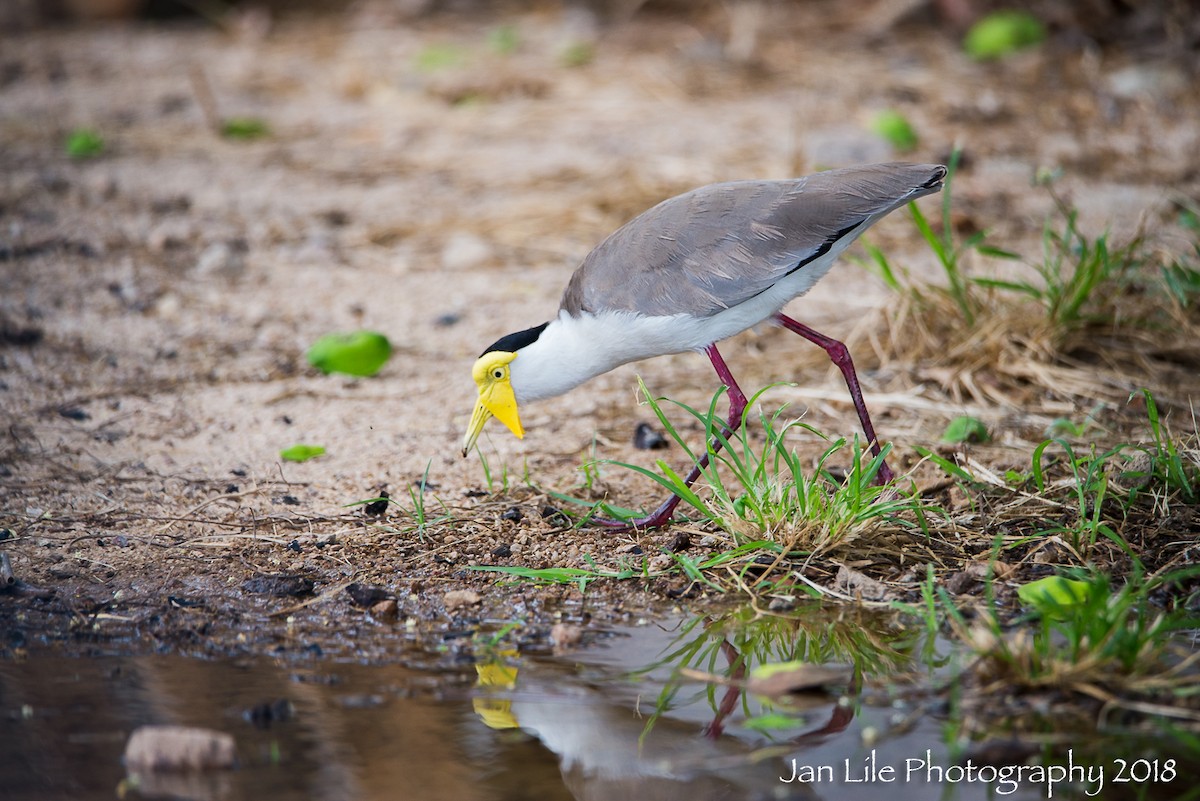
<box><xmin>509</xmin><ymin>310</ymin><xmax>698</xmax><ymax>402</ymax></box>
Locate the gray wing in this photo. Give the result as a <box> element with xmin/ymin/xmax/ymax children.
<box><xmin>560</xmin><ymin>162</ymin><xmax>945</xmax><ymax>318</ymax></box>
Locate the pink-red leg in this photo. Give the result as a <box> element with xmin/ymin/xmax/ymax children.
<box><xmin>592</xmin><ymin>318</ymin><xmax>890</xmax><ymax>530</ymax></box>
<box><xmin>592</xmin><ymin>344</ymin><xmax>747</xmax><ymax>530</ymax></box>
<box><xmin>775</xmin><ymin>312</ymin><xmax>893</xmax><ymax>484</ymax></box>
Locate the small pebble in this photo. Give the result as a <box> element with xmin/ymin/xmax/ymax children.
<box><xmin>57</xmin><ymin>406</ymin><xmax>90</xmax><ymax>421</ymax></box>
<box><xmin>633</xmin><ymin>422</ymin><xmax>668</xmax><ymax>450</ymax></box>
<box><xmin>345</xmin><ymin>582</ymin><xmax>390</xmax><ymax>607</ymax></box>
<box><xmin>550</xmin><ymin>622</ymin><xmax>583</xmax><ymax>649</ymax></box>
<box><xmin>501</xmin><ymin>506</ymin><xmax>523</xmax><ymax>522</ymax></box>
<box><xmin>648</xmin><ymin>554</ymin><xmax>672</xmax><ymax>571</ymax></box>
<box><xmin>443</xmin><ymin>589</ymin><xmax>482</xmax><ymax>611</ymax></box>
<box><xmin>540</xmin><ymin>505</ymin><xmax>568</xmax><ymax>525</ymax></box>
<box><xmin>370</xmin><ymin>599</ymin><xmax>399</xmax><ymax>621</ymax></box>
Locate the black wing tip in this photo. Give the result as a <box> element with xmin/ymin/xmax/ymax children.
<box><xmin>480</xmin><ymin>322</ymin><xmax>549</xmax><ymax>357</ymax></box>
<box><xmin>923</xmin><ymin>164</ymin><xmax>948</xmax><ymax>190</ymax></box>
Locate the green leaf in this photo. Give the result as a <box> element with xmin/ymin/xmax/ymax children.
<box><xmin>65</xmin><ymin>128</ymin><xmax>105</xmax><ymax>159</ymax></box>
<box><xmin>1017</xmin><ymin>575</ymin><xmax>1092</xmax><ymax>615</ymax></box>
<box><xmin>1003</xmin><ymin>468</ymin><xmax>1028</xmax><ymax>485</ymax></box>
<box><xmin>942</xmin><ymin>415</ymin><xmax>990</xmax><ymax>444</ymax></box>
<box><xmin>869</xmin><ymin>109</ymin><xmax>918</xmax><ymax>152</ymax></box>
<box><xmin>1045</xmin><ymin>417</ymin><xmax>1086</xmax><ymax>438</ymax></box>
<box><xmin>732</xmin><ymin>495</ymin><xmax>751</xmax><ymax>519</ymax></box>
<box><xmin>307</xmin><ymin>331</ymin><xmax>392</xmax><ymax>377</ymax></box>
<box><xmin>971</xmin><ymin>277</ymin><xmax>1043</xmax><ymax>298</ymax></box>
<box><xmin>221</xmin><ymin>117</ymin><xmax>269</xmax><ymax>140</ymax></box>
<box><xmin>964</xmin><ymin>11</ymin><xmax>1046</xmax><ymax>60</ymax></box>
<box><xmin>743</xmin><ymin>712</ymin><xmax>809</xmax><ymax>732</ymax></box>
<box><xmin>280</xmin><ymin>444</ymin><xmax>326</xmax><ymax>462</ymax></box>
<box><xmin>908</xmin><ymin>199</ymin><xmax>948</xmax><ymax>265</ymax></box>
<box><xmin>974</xmin><ymin>245</ymin><xmax>1023</xmax><ymax>260</ymax></box>
<box><xmin>860</xmin><ymin>240</ymin><xmax>902</xmax><ymax>291</ymax></box>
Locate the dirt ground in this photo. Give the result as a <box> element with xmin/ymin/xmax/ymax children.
<box><xmin>2</xmin><ymin>2</ymin><xmax>1198</xmax><ymax>658</ymax></box>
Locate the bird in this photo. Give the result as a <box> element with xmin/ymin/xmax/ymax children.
<box><xmin>462</xmin><ymin>162</ymin><xmax>947</xmax><ymax>529</ymax></box>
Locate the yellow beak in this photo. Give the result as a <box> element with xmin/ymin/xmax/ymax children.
<box><xmin>461</xmin><ymin>377</ymin><xmax>524</xmax><ymax>456</ymax></box>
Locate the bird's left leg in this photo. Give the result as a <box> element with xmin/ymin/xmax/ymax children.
<box><xmin>775</xmin><ymin>313</ymin><xmax>894</xmax><ymax>484</ymax></box>
<box><xmin>592</xmin><ymin>344</ymin><xmax>747</xmax><ymax>530</ymax></box>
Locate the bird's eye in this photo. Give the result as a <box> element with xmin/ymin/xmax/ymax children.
<box><xmin>492</xmin><ymin>368</ymin><xmax>504</xmax><ymax>379</ymax></box>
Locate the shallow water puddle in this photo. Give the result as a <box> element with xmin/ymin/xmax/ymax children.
<box><xmin>0</xmin><ymin>609</ymin><xmax>1189</xmax><ymax>800</ymax></box>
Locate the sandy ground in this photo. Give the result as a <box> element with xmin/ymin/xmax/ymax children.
<box><xmin>1</xmin><ymin>3</ymin><xmax>1198</xmax><ymax>656</ymax></box>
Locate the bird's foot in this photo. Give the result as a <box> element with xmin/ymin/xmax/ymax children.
<box><xmin>587</xmin><ymin>496</ymin><xmax>681</xmax><ymax>531</ymax></box>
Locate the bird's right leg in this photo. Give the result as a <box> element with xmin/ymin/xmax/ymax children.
<box><xmin>592</xmin><ymin>344</ymin><xmax>747</xmax><ymax>530</ymax></box>
<box><xmin>775</xmin><ymin>313</ymin><xmax>894</xmax><ymax>485</ymax></box>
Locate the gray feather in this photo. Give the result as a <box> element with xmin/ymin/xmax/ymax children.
<box><xmin>560</xmin><ymin>162</ymin><xmax>945</xmax><ymax>318</ymax></box>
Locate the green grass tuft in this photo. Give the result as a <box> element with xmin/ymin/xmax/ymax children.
<box><xmin>959</xmin><ymin>566</ymin><xmax>1200</xmax><ymax>693</ymax></box>
<box><xmin>594</xmin><ymin>380</ymin><xmax>925</xmax><ymax>555</ymax></box>
<box><xmin>861</xmin><ymin>147</ymin><xmax>1020</xmax><ymax>327</ymax></box>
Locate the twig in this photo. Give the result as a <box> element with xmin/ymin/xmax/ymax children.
<box><xmin>0</xmin><ymin>552</ymin><xmax>14</xmax><ymax>587</ymax></box>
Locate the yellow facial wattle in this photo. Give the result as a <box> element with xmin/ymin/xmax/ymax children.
<box><xmin>462</xmin><ymin>351</ymin><xmax>523</xmax><ymax>455</ymax></box>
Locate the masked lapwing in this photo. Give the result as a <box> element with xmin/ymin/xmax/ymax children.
<box><xmin>462</xmin><ymin>162</ymin><xmax>946</xmax><ymax>529</ymax></box>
